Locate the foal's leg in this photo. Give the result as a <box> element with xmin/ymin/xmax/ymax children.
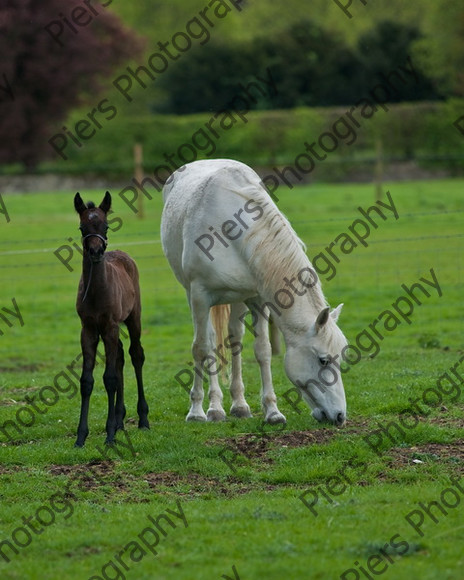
<box><xmin>115</xmin><ymin>338</ymin><xmax>126</xmax><ymax>431</ymax></box>
<box><xmin>125</xmin><ymin>313</ymin><xmax>149</xmax><ymax>429</ymax></box>
<box><xmin>246</xmin><ymin>301</ymin><xmax>286</xmax><ymax>424</ymax></box>
<box><xmin>101</xmin><ymin>323</ymin><xmax>123</xmax><ymax>444</ymax></box>
<box><xmin>187</xmin><ymin>285</ymin><xmax>225</xmax><ymax>422</ymax></box>
<box><xmin>75</xmin><ymin>324</ymin><xmax>99</xmax><ymax>447</ymax></box>
<box><xmin>228</xmin><ymin>303</ymin><xmax>252</xmax><ymax>418</ymax></box>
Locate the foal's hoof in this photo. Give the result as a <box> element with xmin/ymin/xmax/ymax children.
<box><xmin>207</xmin><ymin>409</ymin><xmax>226</xmax><ymax>422</ymax></box>
<box><xmin>138</xmin><ymin>421</ymin><xmax>150</xmax><ymax>430</ymax></box>
<box><xmin>74</xmin><ymin>441</ymin><xmax>84</xmax><ymax>448</ymax></box>
<box><xmin>230</xmin><ymin>404</ymin><xmax>253</xmax><ymax>419</ymax></box>
<box><xmin>265</xmin><ymin>411</ymin><xmax>287</xmax><ymax>425</ymax></box>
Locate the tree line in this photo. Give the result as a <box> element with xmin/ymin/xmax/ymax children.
<box><xmin>155</xmin><ymin>20</ymin><xmax>441</xmax><ymax>114</ymax></box>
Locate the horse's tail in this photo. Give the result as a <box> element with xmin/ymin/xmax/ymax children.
<box><xmin>210</xmin><ymin>304</ymin><xmax>231</xmax><ymax>379</ymax></box>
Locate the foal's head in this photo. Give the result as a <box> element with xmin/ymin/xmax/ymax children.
<box><xmin>74</xmin><ymin>191</ymin><xmax>111</xmax><ymax>263</ymax></box>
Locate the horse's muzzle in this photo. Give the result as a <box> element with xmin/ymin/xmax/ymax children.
<box><xmin>313</xmin><ymin>409</ymin><xmax>346</xmax><ymax>428</ymax></box>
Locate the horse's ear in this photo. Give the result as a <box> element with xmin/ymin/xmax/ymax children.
<box><xmin>74</xmin><ymin>192</ymin><xmax>86</xmax><ymax>215</ymax></box>
<box><xmin>315</xmin><ymin>307</ymin><xmax>330</xmax><ymax>332</ymax></box>
<box><xmin>99</xmin><ymin>191</ymin><xmax>111</xmax><ymax>214</ymax></box>
<box><xmin>330</xmin><ymin>303</ymin><xmax>344</xmax><ymax>322</ymax></box>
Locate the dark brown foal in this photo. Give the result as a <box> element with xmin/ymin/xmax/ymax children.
<box><xmin>74</xmin><ymin>191</ymin><xmax>149</xmax><ymax>447</ymax></box>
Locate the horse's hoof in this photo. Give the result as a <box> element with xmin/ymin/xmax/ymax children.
<box><xmin>105</xmin><ymin>439</ymin><xmax>115</xmax><ymax>446</ymax></box>
<box><xmin>207</xmin><ymin>409</ymin><xmax>226</xmax><ymax>422</ymax></box>
<box><xmin>230</xmin><ymin>405</ymin><xmax>253</xmax><ymax>419</ymax></box>
<box><xmin>265</xmin><ymin>411</ymin><xmax>287</xmax><ymax>425</ymax></box>
<box><xmin>74</xmin><ymin>441</ymin><xmax>84</xmax><ymax>448</ymax></box>
<box><xmin>138</xmin><ymin>422</ymin><xmax>150</xmax><ymax>430</ymax></box>
<box><xmin>186</xmin><ymin>412</ymin><xmax>207</xmax><ymax>422</ymax></box>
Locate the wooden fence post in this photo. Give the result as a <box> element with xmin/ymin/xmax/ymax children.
<box><xmin>134</xmin><ymin>143</ymin><xmax>144</xmax><ymax>219</ymax></box>
<box><xmin>375</xmin><ymin>138</ymin><xmax>384</xmax><ymax>202</ymax></box>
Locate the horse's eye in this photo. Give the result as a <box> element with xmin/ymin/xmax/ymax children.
<box><xmin>319</xmin><ymin>357</ymin><xmax>330</xmax><ymax>367</ymax></box>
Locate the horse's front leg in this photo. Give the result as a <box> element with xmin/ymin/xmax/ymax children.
<box><xmin>102</xmin><ymin>324</ymin><xmax>123</xmax><ymax>444</ymax></box>
<box><xmin>75</xmin><ymin>324</ymin><xmax>99</xmax><ymax>447</ymax></box>
<box><xmin>246</xmin><ymin>301</ymin><xmax>286</xmax><ymax>424</ymax></box>
<box><xmin>229</xmin><ymin>303</ymin><xmax>252</xmax><ymax>418</ymax></box>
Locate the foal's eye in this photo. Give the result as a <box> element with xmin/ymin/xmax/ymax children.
<box><xmin>319</xmin><ymin>357</ymin><xmax>330</xmax><ymax>367</ymax></box>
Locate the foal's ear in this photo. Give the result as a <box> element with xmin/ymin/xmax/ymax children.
<box><xmin>315</xmin><ymin>307</ymin><xmax>330</xmax><ymax>332</ymax></box>
<box><xmin>99</xmin><ymin>191</ymin><xmax>112</xmax><ymax>214</ymax></box>
<box><xmin>74</xmin><ymin>192</ymin><xmax>86</xmax><ymax>215</ymax></box>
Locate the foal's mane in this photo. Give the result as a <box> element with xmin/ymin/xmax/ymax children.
<box><xmin>240</xmin><ymin>183</ymin><xmax>328</xmax><ymax>312</ymax></box>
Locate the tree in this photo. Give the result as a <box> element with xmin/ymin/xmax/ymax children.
<box><xmin>412</xmin><ymin>1</ymin><xmax>464</xmax><ymax>97</ymax></box>
<box><xmin>357</xmin><ymin>21</ymin><xmax>440</xmax><ymax>102</ymax></box>
<box><xmin>0</xmin><ymin>0</ymin><xmax>144</xmax><ymax>169</ymax></box>
<box><xmin>251</xmin><ymin>21</ymin><xmax>364</xmax><ymax>108</ymax></box>
<box><xmin>156</xmin><ymin>40</ymin><xmax>254</xmax><ymax>114</ymax></box>
<box><xmin>157</xmin><ymin>21</ymin><xmax>363</xmax><ymax>114</ymax></box>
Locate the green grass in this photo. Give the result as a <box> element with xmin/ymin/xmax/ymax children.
<box><xmin>0</xmin><ymin>179</ymin><xmax>463</xmax><ymax>579</ymax></box>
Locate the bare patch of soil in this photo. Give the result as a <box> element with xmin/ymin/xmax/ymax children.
<box><xmin>0</xmin><ymin>364</ymin><xmax>40</xmax><ymax>373</ymax></box>
<box><xmin>218</xmin><ymin>428</ymin><xmax>339</xmax><ymax>464</ymax></box>
<box><xmin>48</xmin><ymin>460</ymin><xmax>133</xmax><ymax>493</ymax></box>
<box><xmin>143</xmin><ymin>471</ymin><xmax>276</xmax><ymax>497</ymax></box>
<box><xmin>386</xmin><ymin>440</ymin><xmax>464</xmax><ymax>473</ymax></box>
<box><xmin>47</xmin><ymin>461</ymin><xmax>273</xmax><ymax>498</ymax></box>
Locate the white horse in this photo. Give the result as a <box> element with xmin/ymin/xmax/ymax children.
<box><xmin>161</xmin><ymin>159</ymin><xmax>347</xmax><ymax>426</ymax></box>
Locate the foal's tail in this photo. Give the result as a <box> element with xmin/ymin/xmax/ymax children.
<box><xmin>210</xmin><ymin>304</ymin><xmax>231</xmax><ymax>378</ymax></box>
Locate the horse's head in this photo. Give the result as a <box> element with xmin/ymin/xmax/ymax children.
<box><xmin>284</xmin><ymin>304</ymin><xmax>348</xmax><ymax>427</ymax></box>
<box><xmin>74</xmin><ymin>191</ymin><xmax>111</xmax><ymax>263</ymax></box>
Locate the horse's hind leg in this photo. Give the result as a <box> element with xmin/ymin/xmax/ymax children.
<box><xmin>188</xmin><ymin>285</ymin><xmax>225</xmax><ymax>422</ymax></box>
<box><xmin>229</xmin><ymin>303</ymin><xmax>252</xmax><ymax>418</ymax></box>
<box><xmin>126</xmin><ymin>314</ymin><xmax>149</xmax><ymax>429</ymax></box>
<box><xmin>115</xmin><ymin>338</ymin><xmax>126</xmax><ymax>431</ymax></box>
<box><xmin>75</xmin><ymin>324</ymin><xmax>99</xmax><ymax>447</ymax></box>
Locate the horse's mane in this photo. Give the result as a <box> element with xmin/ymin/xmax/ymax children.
<box><xmin>242</xmin><ymin>185</ymin><xmax>328</xmax><ymax>312</ymax></box>
<box><xmin>87</xmin><ymin>201</ymin><xmax>96</xmax><ymax>209</ymax></box>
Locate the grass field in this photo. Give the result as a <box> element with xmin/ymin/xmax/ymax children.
<box><xmin>0</xmin><ymin>177</ymin><xmax>463</xmax><ymax>580</ymax></box>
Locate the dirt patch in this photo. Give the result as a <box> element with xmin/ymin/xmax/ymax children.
<box><xmin>47</xmin><ymin>461</ymin><xmax>272</xmax><ymax>498</ymax></box>
<box><xmin>0</xmin><ymin>363</ymin><xmax>41</xmax><ymax>373</ymax></box>
<box><xmin>272</xmin><ymin>429</ymin><xmax>337</xmax><ymax>447</ymax></box>
<box><xmin>48</xmin><ymin>460</ymin><xmax>133</xmax><ymax>493</ymax></box>
<box><xmin>0</xmin><ymin>464</ymin><xmax>26</xmax><ymax>475</ymax></box>
<box><xmin>217</xmin><ymin>428</ymin><xmax>339</xmax><ymax>464</ymax></box>
<box><xmin>143</xmin><ymin>471</ymin><xmax>276</xmax><ymax>497</ymax></box>
<box><xmin>0</xmin><ymin>385</ymin><xmax>43</xmax><ymax>406</ymax></box>
<box><xmin>48</xmin><ymin>460</ymin><xmax>114</xmax><ymax>478</ymax></box>
<box><xmin>386</xmin><ymin>440</ymin><xmax>464</xmax><ymax>473</ymax></box>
